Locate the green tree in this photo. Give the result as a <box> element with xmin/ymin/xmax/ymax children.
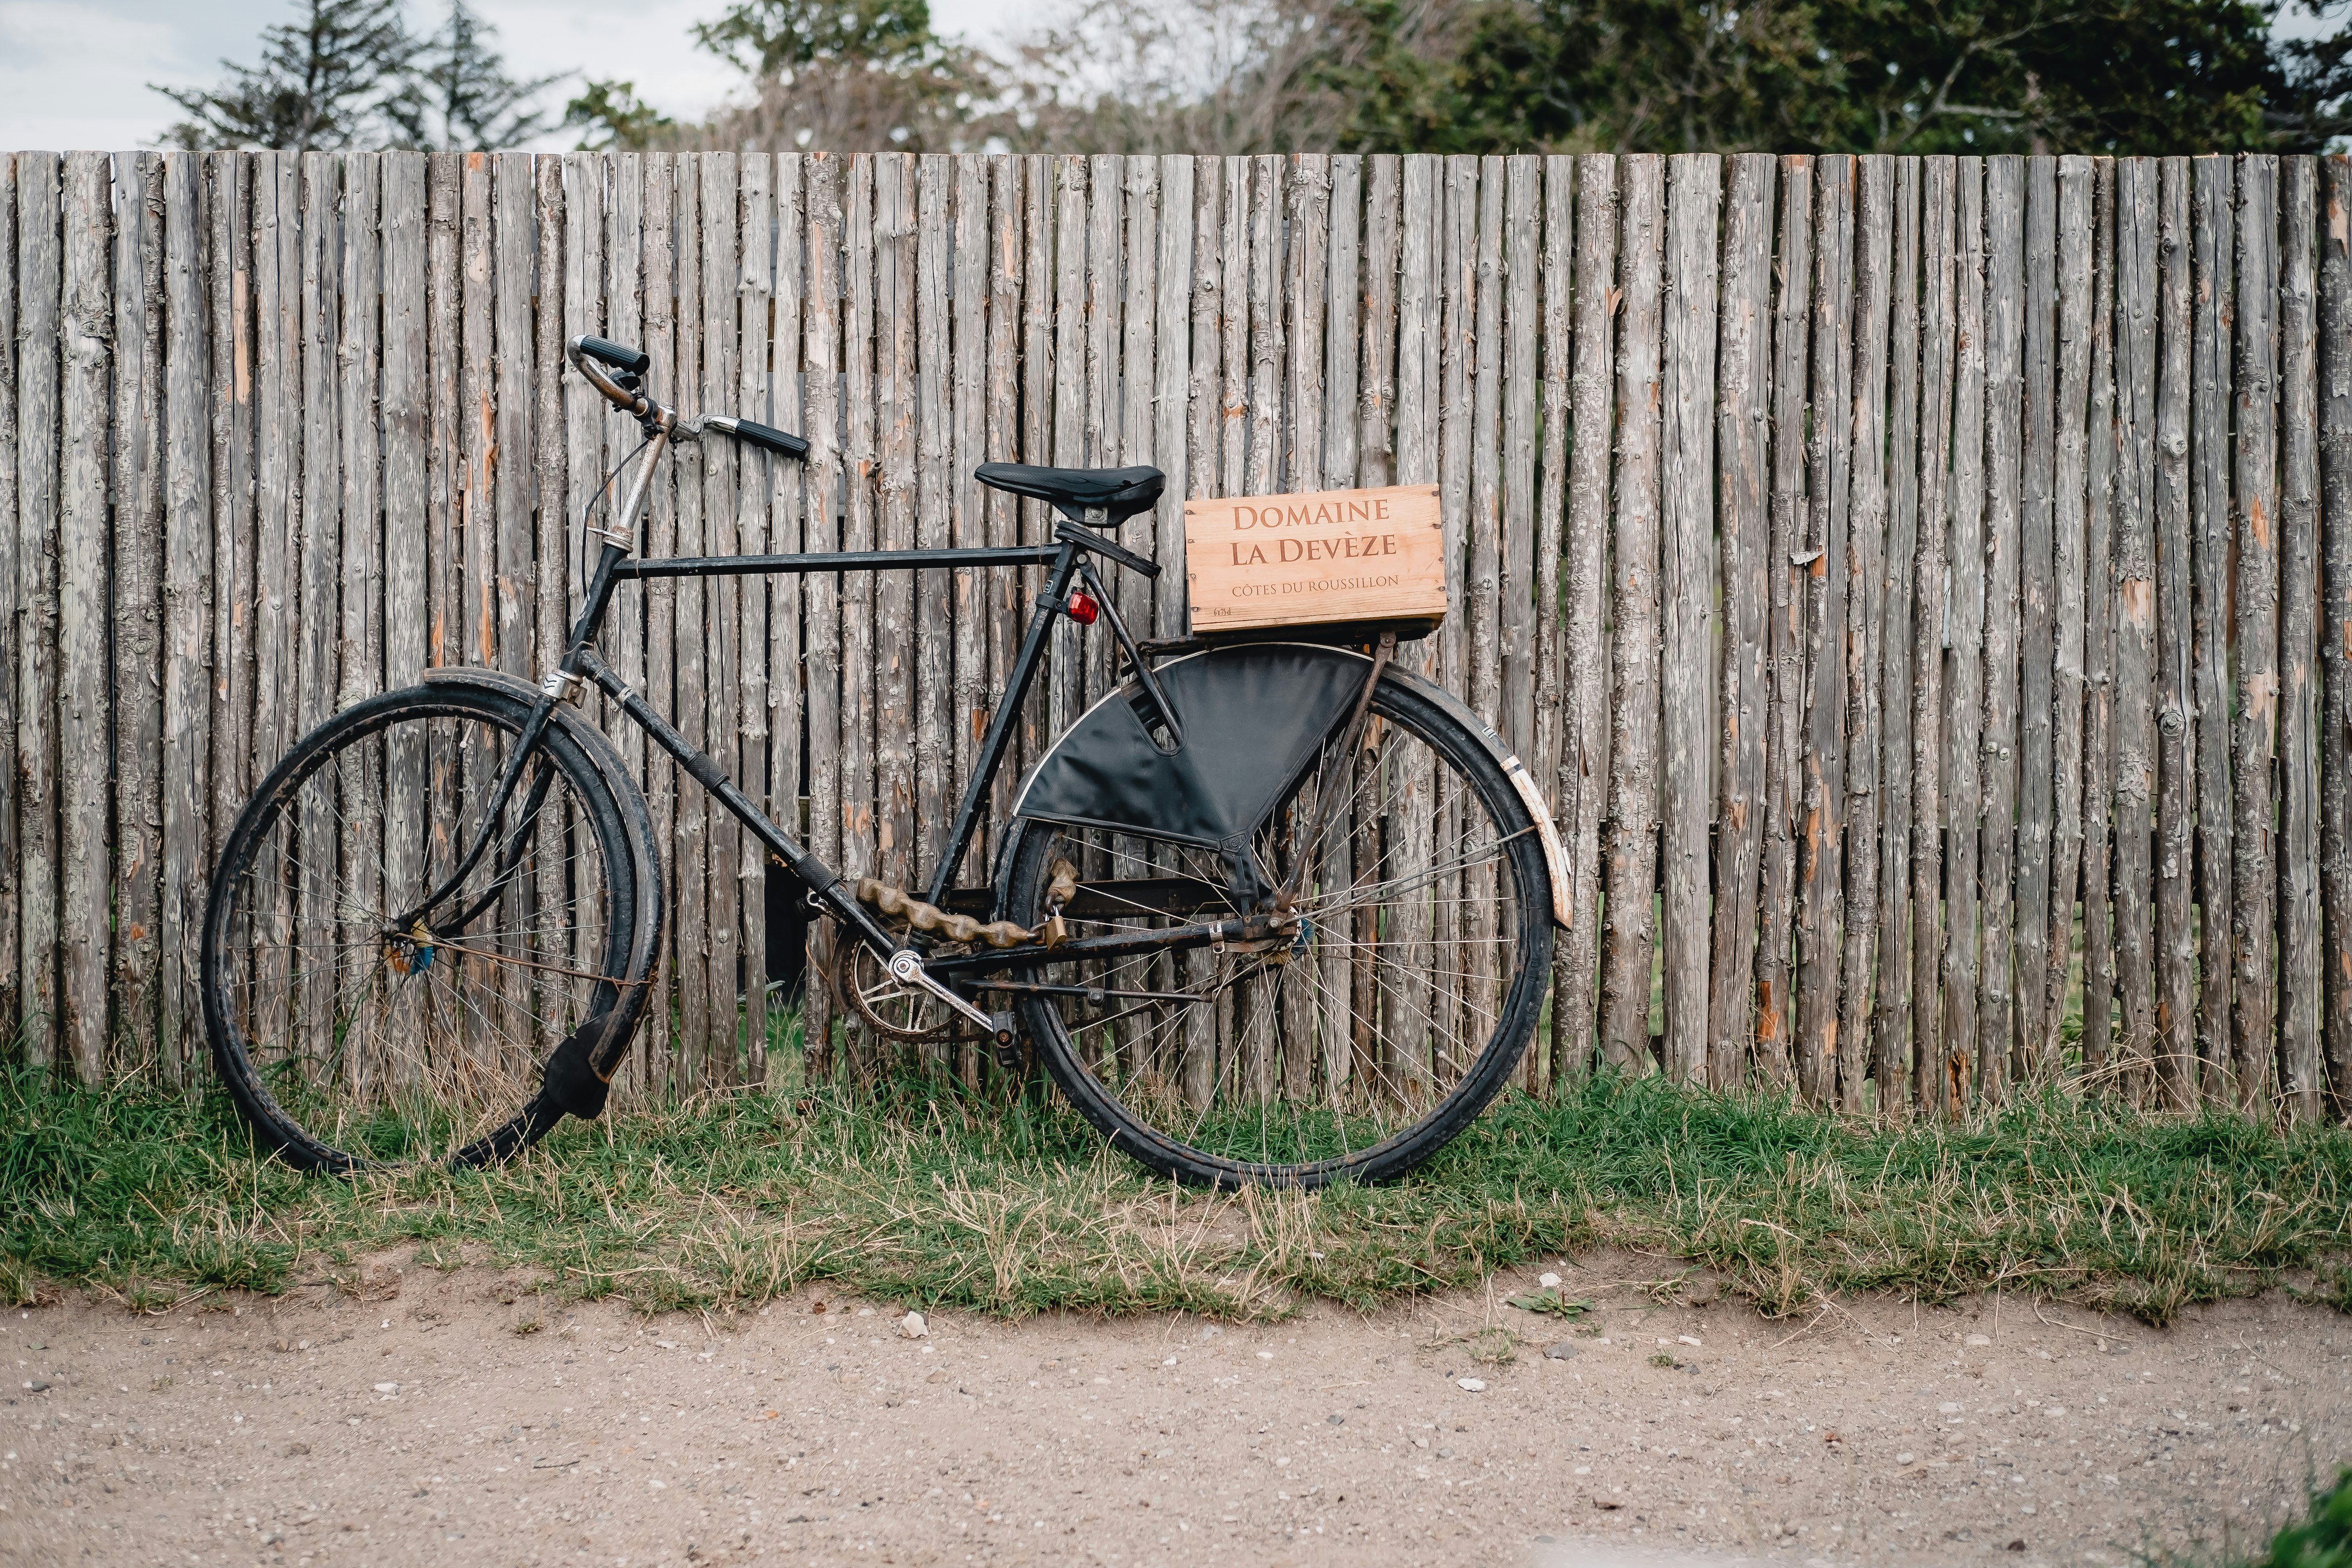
<box><xmin>688</xmin><ymin>0</ymin><xmax>994</xmax><ymax>151</ymax></box>
<box><xmin>155</xmin><ymin>0</ymin><xmax>420</xmax><ymax>149</ymax></box>
<box><xmin>563</xmin><ymin>80</ymin><xmax>678</xmax><ymax>151</ymax></box>
<box><xmin>1322</xmin><ymin>0</ymin><xmax>1836</xmax><ymax>154</ymax></box>
<box><xmin>395</xmin><ymin>0</ymin><xmax>566</xmax><ymax>150</ymax></box>
<box><xmin>692</xmin><ymin>0</ymin><xmax>946</xmax><ymax>77</ymax></box>
<box><xmin>1321</xmin><ymin>0</ymin><xmax>2352</xmax><ymax>154</ymax></box>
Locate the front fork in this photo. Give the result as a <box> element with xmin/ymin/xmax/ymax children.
<box><xmin>392</xmin><ymin>427</ymin><xmax>675</xmax><ymax>939</ymax></box>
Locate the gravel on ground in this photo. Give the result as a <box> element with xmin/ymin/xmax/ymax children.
<box><xmin>0</xmin><ymin>1250</ymin><xmax>2344</xmax><ymax>1567</ymax></box>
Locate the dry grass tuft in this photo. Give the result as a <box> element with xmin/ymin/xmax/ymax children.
<box><xmin>3</xmin><ymin>1066</ymin><xmax>2348</xmax><ymax>1325</ymax></box>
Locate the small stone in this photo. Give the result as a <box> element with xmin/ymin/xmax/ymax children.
<box><xmin>373</xmin><ymin>1382</ymin><xmax>399</xmax><ymax>1393</ymax></box>
<box><xmin>1457</xmin><ymin>1377</ymin><xmax>1486</xmax><ymax>1392</ymax></box>
<box><xmin>1327</xmin><ymin>1414</ymin><xmax>1345</xmax><ymax>1425</ymax></box>
<box><xmin>21</xmin><ymin>1381</ymin><xmax>47</xmax><ymax>1393</ymax></box>
<box><xmin>1897</xmin><ymin>1452</ymin><xmax>1916</xmax><ymax>1464</ymax></box>
<box><xmin>284</xmin><ymin>1443</ymin><xmax>310</xmax><ymax>1457</ymax></box>
<box><xmin>900</xmin><ymin>1312</ymin><xmax>928</xmax><ymax>1339</ymax></box>
<box><xmin>926</xmin><ymin>1370</ymin><xmax>947</xmax><ymax>1384</ymax></box>
<box><xmin>1543</xmin><ymin>1342</ymin><xmax>1579</xmax><ymax>1361</ymax></box>
<box><xmin>1966</xmin><ymin>1333</ymin><xmax>1992</xmax><ymax>1347</ymax></box>
<box><xmin>1677</xmin><ymin>1335</ymin><xmax>1702</xmax><ymax>1347</ymax></box>
<box><xmin>1538</xmin><ymin>1273</ymin><xmax>1562</xmax><ymax>1289</ymax></box>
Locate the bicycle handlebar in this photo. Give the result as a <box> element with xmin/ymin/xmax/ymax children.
<box><xmin>703</xmin><ymin>416</ymin><xmax>811</xmax><ymax>461</ymax></box>
<box><xmin>567</xmin><ymin>336</ymin><xmax>808</xmax><ymax>464</ymax></box>
<box><xmin>576</xmin><ymin>335</ymin><xmax>651</xmax><ymax>374</ymax></box>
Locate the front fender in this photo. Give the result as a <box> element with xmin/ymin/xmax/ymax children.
<box><xmin>419</xmin><ymin>665</ymin><xmax>667</xmax><ymax>997</ymax></box>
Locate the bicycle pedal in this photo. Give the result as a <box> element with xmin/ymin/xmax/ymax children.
<box><xmin>988</xmin><ymin>1011</ymin><xmax>1025</xmax><ymax>1072</ymax></box>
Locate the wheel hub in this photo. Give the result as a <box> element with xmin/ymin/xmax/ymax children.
<box><xmin>385</xmin><ymin>919</ymin><xmax>437</xmax><ymax>976</ymax></box>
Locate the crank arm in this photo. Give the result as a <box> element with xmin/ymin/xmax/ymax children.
<box><xmin>885</xmin><ymin>948</ymin><xmax>1015</xmax><ymax>1044</ymax></box>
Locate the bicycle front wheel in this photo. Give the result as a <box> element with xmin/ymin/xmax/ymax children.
<box><xmin>1000</xmin><ymin>664</ymin><xmax>1553</xmax><ymax>1188</ymax></box>
<box><xmin>201</xmin><ymin>684</ymin><xmax>647</xmax><ymax>1171</ymax></box>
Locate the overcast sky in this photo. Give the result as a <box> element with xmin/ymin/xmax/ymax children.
<box><xmin>0</xmin><ymin>0</ymin><xmax>1036</xmax><ymax>152</ymax></box>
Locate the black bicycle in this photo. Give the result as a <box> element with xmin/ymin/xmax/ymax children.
<box><xmin>200</xmin><ymin>335</ymin><xmax>1567</xmax><ymax>1188</ymax></box>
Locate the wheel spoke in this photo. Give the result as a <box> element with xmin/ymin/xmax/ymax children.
<box><xmin>206</xmin><ymin>696</ymin><xmax>632</xmax><ymax>1169</ymax></box>
<box><xmin>1004</xmin><ymin>677</ymin><xmax>1544</xmax><ymax>1184</ymax></box>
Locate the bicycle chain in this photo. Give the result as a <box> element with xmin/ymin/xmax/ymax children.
<box><xmin>850</xmin><ymin>859</ymin><xmax>1078</xmax><ymax>949</ymax></box>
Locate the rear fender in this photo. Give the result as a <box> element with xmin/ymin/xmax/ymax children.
<box><xmin>1006</xmin><ymin>644</ymin><xmax>1570</xmax><ymax>929</ymax></box>
<box><xmin>1371</xmin><ymin>664</ymin><xmax>1573</xmax><ymax>932</ymax></box>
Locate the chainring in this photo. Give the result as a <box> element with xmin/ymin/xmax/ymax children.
<box><xmin>827</xmin><ymin>930</ymin><xmax>964</xmax><ymax>1043</ymax></box>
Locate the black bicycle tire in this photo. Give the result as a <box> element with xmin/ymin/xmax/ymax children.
<box><xmin>999</xmin><ymin>664</ymin><xmax>1553</xmax><ymax>1189</ymax></box>
<box><xmin>201</xmin><ymin>684</ymin><xmax>647</xmax><ymax>1173</ymax></box>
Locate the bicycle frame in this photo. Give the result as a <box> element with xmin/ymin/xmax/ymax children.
<box><xmin>405</xmin><ymin>389</ymin><xmax>1271</xmax><ymax>1030</ymax></box>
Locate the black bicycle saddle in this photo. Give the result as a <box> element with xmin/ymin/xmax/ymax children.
<box><xmin>975</xmin><ymin>462</ymin><xmax>1164</xmax><ymax>526</ymax></box>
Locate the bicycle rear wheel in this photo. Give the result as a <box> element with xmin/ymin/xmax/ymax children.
<box><xmin>201</xmin><ymin>685</ymin><xmax>647</xmax><ymax>1171</ymax></box>
<box><xmin>999</xmin><ymin>665</ymin><xmax>1552</xmax><ymax>1187</ymax></box>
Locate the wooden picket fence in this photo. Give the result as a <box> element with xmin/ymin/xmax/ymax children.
<box><xmin>5</xmin><ymin>148</ymin><xmax>2351</xmax><ymax>1118</ymax></box>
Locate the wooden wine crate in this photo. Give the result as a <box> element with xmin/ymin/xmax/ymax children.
<box><xmin>1182</xmin><ymin>485</ymin><xmax>1448</xmax><ymax>634</ymax></box>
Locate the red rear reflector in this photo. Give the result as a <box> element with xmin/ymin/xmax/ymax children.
<box><xmin>1067</xmin><ymin>589</ymin><xmax>1099</xmax><ymax>624</ymax></box>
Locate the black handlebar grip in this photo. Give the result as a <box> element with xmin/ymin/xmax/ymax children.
<box><xmin>575</xmin><ymin>335</ymin><xmax>651</xmax><ymax>375</ymax></box>
<box><xmin>707</xmin><ymin>416</ymin><xmax>811</xmax><ymax>461</ymax></box>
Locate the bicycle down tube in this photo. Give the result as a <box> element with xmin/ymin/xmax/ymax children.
<box><xmin>424</xmin><ymin>516</ymin><xmax>1084</xmax><ymax>985</ymax></box>
<box><xmin>420</xmin><ymin>335</ymin><xmax>1214</xmax><ymax>1017</ymax></box>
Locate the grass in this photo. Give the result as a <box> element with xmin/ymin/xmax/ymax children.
<box><xmin>3</xmin><ymin>1060</ymin><xmax>2350</xmax><ymax>1325</ymax></box>
<box><xmin>2181</xmin><ymin>1468</ymin><xmax>2352</xmax><ymax>1568</ymax></box>
<box><xmin>2251</xmin><ymin>1469</ymin><xmax>2352</xmax><ymax>1568</ymax></box>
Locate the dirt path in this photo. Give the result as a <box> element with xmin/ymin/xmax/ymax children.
<box><xmin>1</xmin><ymin>1251</ymin><xmax>2345</xmax><ymax>1568</ymax></box>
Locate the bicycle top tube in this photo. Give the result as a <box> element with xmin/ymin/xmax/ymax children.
<box><xmin>567</xmin><ymin>335</ymin><xmax>1163</xmax><ymax>585</ymax></box>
